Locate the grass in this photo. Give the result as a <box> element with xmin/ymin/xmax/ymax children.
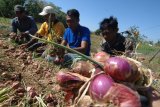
<box><xmin>0</xmin><ymin>17</ymin><xmax>11</xmax><ymax>26</ymax></box>
<box><xmin>0</xmin><ymin>17</ymin><xmax>11</xmax><ymax>35</ymax></box>
<box><xmin>136</xmin><ymin>43</ymin><xmax>160</xmax><ymax>72</ymax></box>
<box><xmin>90</xmin><ymin>33</ymin><xmax>102</xmax><ymax>53</ymax></box>
<box><xmin>137</xmin><ymin>43</ymin><xmax>159</xmax><ymax>55</ymax></box>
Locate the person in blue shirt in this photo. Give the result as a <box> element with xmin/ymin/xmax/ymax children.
<box><xmin>61</xmin><ymin>9</ymin><xmax>91</xmax><ymax>65</ymax></box>
<box><xmin>9</xmin><ymin>5</ymin><xmax>38</xmax><ymax>44</ymax></box>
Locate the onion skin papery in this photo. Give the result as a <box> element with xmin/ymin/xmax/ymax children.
<box><xmin>56</xmin><ymin>71</ymin><xmax>87</xmax><ymax>92</ymax></box>
<box><xmin>93</xmin><ymin>51</ymin><xmax>110</xmax><ymax>66</ymax></box>
<box><xmin>126</xmin><ymin>60</ymin><xmax>141</xmax><ymax>82</ymax></box>
<box><xmin>94</xmin><ymin>67</ymin><xmax>104</xmax><ymax>75</ymax></box>
<box><xmin>56</xmin><ymin>71</ymin><xmax>81</xmax><ymax>84</ymax></box>
<box><xmin>89</xmin><ymin>74</ymin><xmax>114</xmax><ymax>102</ymax></box>
<box><xmin>104</xmin><ymin>57</ymin><xmax>132</xmax><ymax>81</ymax></box>
<box><xmin>103</xmin><ymin>83</ymin><xmax>141</xmax><ymax>107</ymax></box>
<box><xmin>72</xmin><ymin>61</ymin><xmax>94</xmax><ymax>77</ymax></box>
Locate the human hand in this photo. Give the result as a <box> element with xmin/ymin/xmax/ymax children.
<box><xmin>35</xmin><ymin>33</ymin><xmax>42</xmax><ymax>38</ymax></box>
<box><xmin>54</xmin><ymin>56</ymin><xmax>64</xmax><ymax>65</ymax></box>
<box><xmin>20</xmin><ymin>32</ymin><xmax>28</xmax><ymax>37</ymax></box>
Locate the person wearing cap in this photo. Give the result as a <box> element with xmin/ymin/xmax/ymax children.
<box><xmin>37</xmin><ymin>6</ymin><xmax>65</xmax><ymax>42</ymax></box>
<box><xmin>61</xmin><ymin>9</ymin><xmax>91</xmax><ymax>65</ymax></box>
<box><xmin>22</xmin><ymin>6</ymin><xmax>65</xmax><ymax>61</ymax></box>
<box><xmin>9</xmin><ymin>5</ymin><xmax>38</xmax><ymax>44</ymax></box>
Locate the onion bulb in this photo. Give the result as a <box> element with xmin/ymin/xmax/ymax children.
<box><xmin>72</xmin><ymin>61</ymin><xmax>94</xmax><ymax>77</ymax></box>
<box><xmin>93</xmin><ymin>51</ymin><xmax>110</xmax><ymax>66</ymax></box>
<box><xmin>104</xmin><ymin>57</ymin><xmax>132</xmax><ymax>81</ymax></box>
<box><xmin>104</xmin><ymin>83</ymin><xmax>141</xmax><ymax>107</ymax></box>
<box><xmin>56</xmin><ymin>71</ymin><xmax>81</xmax><ymax>84</ymax></box>
<box><xmin>89</xmin><ymin>74</ymin><xmax>114</xmax><ymax>102</ymax></box>
<box><xmin>56</xmin><ymin>71</ymin><xmax>87</xmax><ymax>91</ymax></box>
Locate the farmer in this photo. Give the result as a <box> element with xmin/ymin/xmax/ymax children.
<box><xmin>21</xmin><ymin>6</ymin><xmax>65</xmax><ymax>60</ymax></box>
<box><xmin>99</xmin><ymin>16</ymin><xmax>154</xmax><ymax>106</ymax></box>
<box><xmin>9</xmin><ymin>5</ymin><xmax>38</xmax><ymax>44</ymax></box>
<box><xmin>61</xmin><ymin>9</ymin><xmax>91</xmax><ymax>65</ymax></box>
<box><xmin>99</xmin><ymin>16</ymin><xmax>133</xmax><ymax>56</ymax></box>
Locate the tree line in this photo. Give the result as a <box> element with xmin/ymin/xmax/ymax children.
<box><xmin>0</xmin><ymin>0</ymin><xmax>67</xmax><ymax>26</ymax></box>
<box><xmin>0</xmin><ymin>0</ymin><xmax>159</xmax><ymax>45</ymax></box>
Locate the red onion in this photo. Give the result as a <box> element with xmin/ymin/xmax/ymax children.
<box><xmin>89</xmin><ymin>74</ymin><xmax>114</xmax><ymax>102</ymax></box>
<box><xmin>72</xmin><ymin>61</ymin><xmax>94</xmax><ymax>77</ymax></box>
<box><xmin>56</xmin><ymin>71</ymin><xmax>81</xmax><ymax>84</ymax></box>
<box><xmin>93</xmin><ymin>51</ymin><xmax>110</xmax><ymax>66</ymax></box>
<box><xmin>56</xmin><ymin>71</ymin><xmax>87</xmax><ymax>91</ymax></box>
<box><xmin>104</xmin><ymin>83</ymin><xmax>141</xmax><ymax>107</ymax></box>
<box><xmin>104</xmin><ymin>57</ymin><xmax>132</xmax><ymax>81</ymax></box>
<box><xmin>94</xmin><ymin>67</ymin><xmax>104</xmax><ymax>75</ymax></box>
<box><xmin>126</xmin><ymin>60</ymin><xmax>141</xmax><ymax>82</ymax></box>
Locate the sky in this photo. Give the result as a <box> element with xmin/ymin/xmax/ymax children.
<box><xmin>47</xmin><ymin>0</ymin><xmax>160</xmax><ymax>43</ymax></box>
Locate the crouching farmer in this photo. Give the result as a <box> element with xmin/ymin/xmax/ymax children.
<box><xmin>9</xmin><ymin>5</ymin><xmax>38</xmax><ymax>44</ymax></box>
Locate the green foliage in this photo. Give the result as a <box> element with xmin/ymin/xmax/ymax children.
<box><xmin>0</xmin><ymin>0</ymin><xmax>66</xmax><ymax>26</ymax></box>
<box><xmin>155</xmin><ymin>40</ymin><xmax>160</xmax><ymax>46</ymax></box>
<box><xmin>137</xmin><ymin>43</ymin><xmax>157</xmax><ymax>55</ymax></box>
<box><xmin>0</xmin><ymin>17</ymin><xmax>10</xmax><ymax>24</ymax></box>
<box><xmin>24</xmin><ymin>0</ymin><xmax>45</xmax><ymax>22</ymax></box>
<box><xmin>94</xmin><ymin>29</ymin><xmax>101</xmax><ymax>35</ymax></box>
<box><xmin>0</xmin><ymin>0</ymin><xmax>25</xmax><ymax>17</ymax></box>
<box><xmin>24</xmin><ymin>0</ymin><xmax>66</xmax><ymax>24</ymax></box>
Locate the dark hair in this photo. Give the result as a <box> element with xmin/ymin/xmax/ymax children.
<box><xmin>67</xmin><ymin>9</ymin><xmax>80</xmax><ymax>19</ymax></box>
<box><xmin>100</xmin><ymin>16</ymin><xmax>118</xmax><ymax>31</ymax></box>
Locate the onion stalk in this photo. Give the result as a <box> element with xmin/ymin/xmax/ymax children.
<box><xmin>29</xmin><ymin>34</ymin><xmax>103</xmax><ymax>68</ymax></box>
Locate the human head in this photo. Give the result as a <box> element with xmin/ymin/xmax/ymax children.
<box><xmin>66</xmin><ymin>9</ymin><xmax>80</xmax><ymax>30</ymax></box>
<box><xmin>14</xmin><ymin>5</ymin><xmax>25</xmax><ymax>18</ymax></box>
<box><xmin>100</xmin><ymin>16</ymin><xmax>119</xmax><ymax>42</ymax></box>
<box><xmin>39</xmin><ymin>6</ymin><xmax>57</xmax><ymax>22</ymax></box>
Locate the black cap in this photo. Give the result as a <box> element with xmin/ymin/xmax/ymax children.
<box><xmin>14</xmin><ymin>5</ymin><xmax>25</xmax><ymax>12</ymax></box>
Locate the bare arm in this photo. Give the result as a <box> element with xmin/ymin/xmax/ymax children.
<box><xmin>72</xmin><ymin>41</ymin><xmax>88</xmax><ymax>54</ymax></box>
<box><xmin>61</xmin><ymin>40</ymin><xmax>88</xmax><ymax>54</ymax></box>
<box><xmin>61</xmin><ymin>39</ymin><xmax>68</xmax><ymax>46</ymax></box>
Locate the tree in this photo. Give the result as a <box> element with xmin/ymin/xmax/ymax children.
<box><xmin>24</xmin><ymin>0</ymin><xmax>66</xmax><ymax>24</ymax></box>
<box><xmin>94</xmin><ymin>29</ymin><xmax>101</xmax><ymax>35</ymax></box>
<box><xmin>125</xmin><ymin>26</ymin><xmax>149</xmax><ymax>43</ymax></box>
<box><xmin>24</xmin><ymin>0</ymin><xmax>45</xmax><ymax>22</ymax></box>
<box><xmin>0</xmin><ymin>0</ymin><xmax>66</xmax><ymax>26</ymax></box>
<box><xmin>0</xmin><ymin>0</ymin><xmax>25</xmax><ymax>17</ymax></box>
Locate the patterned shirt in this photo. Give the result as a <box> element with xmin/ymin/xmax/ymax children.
<box><xmin>101</xmin><ymin>33</ymin><xmax>133</xmax><ymax>55</ymax></box>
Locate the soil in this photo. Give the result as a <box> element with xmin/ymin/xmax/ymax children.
<box><xmin>0</xmin><ymin>35</ymin><xmax>65</xmax><ymax>106</ymax></box>
<box><xmin>0</xmin><ymin>33</ymin><xmax>160</xmax><ymax>107</ymax></box>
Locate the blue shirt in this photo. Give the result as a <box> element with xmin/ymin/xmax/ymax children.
<box><xmin>63</xmin><ymin>25</ymin><xmax>91</xmax><ymax>56</ymax></box>
<box><xmin>11</xmin><ymin>16</ymin><xmax>38</xmax><ymax>35</ymax></box>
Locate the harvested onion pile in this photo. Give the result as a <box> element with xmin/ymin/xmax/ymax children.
<box><xmin>56</xmin><ymin>51</ymin><xmax>153</xmax><ymax>107</ymax></box>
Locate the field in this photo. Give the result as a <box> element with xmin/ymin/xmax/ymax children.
<box><xmin>0</xmin><ymin>17</ymin><xmax>160</xmax><ymax>106</ymax></box>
